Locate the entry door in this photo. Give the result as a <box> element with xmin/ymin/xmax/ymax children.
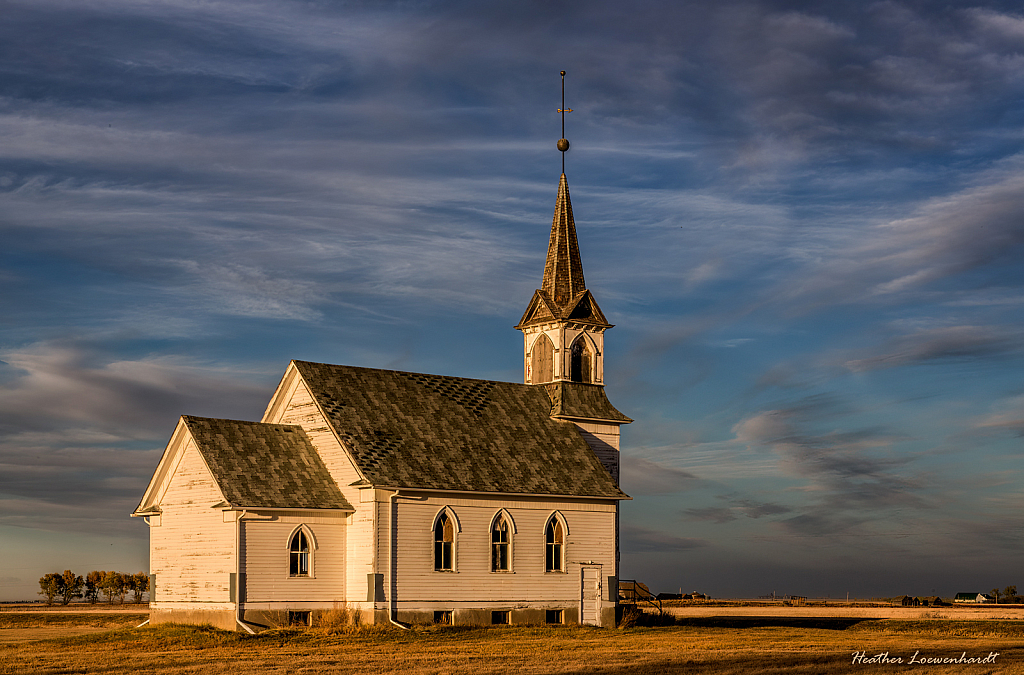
<box><xmin>580</xmin><ymin>566</ymin><xmax>602</xmax><ymax>626</ymax></box>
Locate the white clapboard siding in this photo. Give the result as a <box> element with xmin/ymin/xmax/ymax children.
<box><xmin>381</xmin><ymin>494</ymin><xmax>615</xmax><ymax>603</ymax></box>
<box><xmin>349</xmin><ymin>493</ymin><xmax>375</xmax><ymax>602</ymax></box>
<box><xmin>241</xmin><ymin>516</ymin><xmax>346</xmax><ymax>602</ymax></box>
<box><xmin>573</xmin><ymin>422</ymin><xmax>620</xmax><ymax>482</ymax></box>
<box><xmin>151</xmin><ymin>440</ymin><xmax>235</xmax><ymax>603</ymax></box>
<box><xmin>274</xmin><ymin>380</ymin><xmax>374</xmax><ymax>605</ymax></box>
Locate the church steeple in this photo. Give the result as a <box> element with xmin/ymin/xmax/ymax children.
<box><xmin>516</xmin><ymin>173</ymin><xmax>612</xmax><ymax>385</ymax></box>
<box><xmin>542</xmin><ymin>173</ymin><xmax>586</xmax><ymax>307</ymax></box>
<box><xmin>516</xmin><ymin>70</ymin><xmax>613</xmax><ymax>386</ymax></box>
<box><xmin>514</xmin><ymin>70</ymin><xmax>630</xmax><ymax>487</ymax></box>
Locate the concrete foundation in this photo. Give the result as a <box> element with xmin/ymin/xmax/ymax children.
<box><xmin>151</xmin><ymin>602</ymin><xmax>615</xmax><ymax>631</ymax></box>
<box><xmin>394</xmin><ymin>605</ymin><xmax>582</xmax><ymax>626</ymax></box>
<box><xmin>150</xmin><ymin>607</ymin><xmax>237</xmax><ymax>631</ymax></box>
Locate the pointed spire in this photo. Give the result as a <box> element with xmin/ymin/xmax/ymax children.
<box><xmin>541</xmin><ymin>173</ymin><xmax>586</xmax><ymax>308</ymax></box>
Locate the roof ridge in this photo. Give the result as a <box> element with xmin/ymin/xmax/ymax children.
<box><xmin>292</xmin><ymin>359</ymin><xmax>528</xmax><ymax>388</ymax></box>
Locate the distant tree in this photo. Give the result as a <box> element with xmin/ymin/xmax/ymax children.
<box><xmin>38</xmin><ymin>573</ymin><xmax>63</xmax><ymax>605</ymax></box>
<box><xmin>991</xmin><ymin>588</ymin><xmax>1001</xmax><ymax>603</ymax></box>
<box><xmin>1004</xmin><ymin>586</ymin><xmax>1017</xmax><ymax>603</ymax></box>
<box><xmin>130</xmin><ymin>572</ymin><xmax>150</xmax><ymax>604</ymax></box>
<box><xmin>101</xmin><ymin>572</ymin><xmax>128</xmax><ymax>604</ymax></box>
<box><xmin>97</xmin><ymin>571</ymin><xmax>115</xmax><ymax>604</ymax></box>
<box><xmin>84</xmin><ymin>571</ymin><xmax>103</xmax><ymax>603</ymax></box>
<box><xmin>58</xmin><ymin>570</ymin><xmax>84</xmax><ymax>605</ymax></box>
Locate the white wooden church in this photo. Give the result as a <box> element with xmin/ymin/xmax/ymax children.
<box><xmin>133</xmin><ymin>172</ymin><xmax>632</xmax><ymax>630</ymax></box>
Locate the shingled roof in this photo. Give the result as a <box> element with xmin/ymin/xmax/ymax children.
<box><xmin>545</xmin><ymin>382</ymin><xmax>632</xmax><ymax>423</ymax></box>
<box><xmin>183</xmin><ymin>416</ymin><xmax>352</xmax><ymax>510</ymax></box>
<box><xmin>291</xmin><ymin>361</ymin><xmax>628</xmax><ymax>499</ymax></box>
<box><xmin>543</xmin><ymin>173</ymin><xmax>586</xmax><ymax>308</ymax></box>
<box><xmin>517</xmin><ymin>173</ymin><xmax>611</xmax><ymax>329</ymax></box>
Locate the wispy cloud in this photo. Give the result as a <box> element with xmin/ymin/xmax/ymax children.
<box><xmin>620</xmin><ymin>456</ymin><xmax>702</xmax><ymax>495</ymax></box>
<box><xmin>843</xmin><ymin>325</ymin><xmax>1021</xmax><ymax>372</ymax></box>
<box><xmin>622</xmin><ymin>524</ymin><xmax>707</xmax><ymax>553</ymax></box>
<box><xmin>730</xmin><ymin>396</ymin><xmax>928</xmax><ymax>535</ymax></box>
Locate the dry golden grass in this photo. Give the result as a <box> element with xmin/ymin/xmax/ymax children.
<box><xmin>2</xmin><ymin>616</ymin><xmax>1024</xmax><ymax>674</ymax></box>
<box><xmin>0</xmin><ymin>613</ymin><xmax>143</xmax><ymax>630</ymax></box>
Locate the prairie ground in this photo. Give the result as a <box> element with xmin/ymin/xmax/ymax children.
<box><xmin>2</xmin><ymin>615</ymin><xmax>1024</xmax><ymax>674</ymax></box>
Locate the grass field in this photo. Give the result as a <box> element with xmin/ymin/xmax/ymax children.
<box><xmin>2</xmin><ymin>615</ymin><xmax>1024</xmax><ymax>674</ymax></box>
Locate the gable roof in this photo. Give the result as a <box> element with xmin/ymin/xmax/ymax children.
<box><xmin>291</xmin><ymin>360</ymin><xmax>628</xmax><ymax>499</ymax></box>
<box><xmin>181</xmin><ymin>416</ymin><xmax>352</xmax><ymax>510</ymax></box>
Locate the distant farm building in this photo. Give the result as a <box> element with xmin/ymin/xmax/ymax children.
<box><xmin>954</xmin><ymin>593</ymin><xmax>995</xmax><ymax>604</ymax></box>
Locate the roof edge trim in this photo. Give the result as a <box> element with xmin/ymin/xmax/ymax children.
<box><xmin>371</xmin><ymin>485</ymin><xmax>631</xmax><ymax>501</ymax></box>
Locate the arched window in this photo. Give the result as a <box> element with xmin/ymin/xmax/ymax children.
<box><xmin>545</xmin><ymin>518</ymin><xmax>564</xmax><ymax>572</ymax></box>
<box><xmin>531</xmin><ymin>334</ymin><xmax>554</xmax><ymax>384</ymax></box>
<box><xmin>289</xmin><ymin>530</ymin><xmax>310</xmax><ymax>577</ymax></box>
<box><xmin>434</xmin><ymin>512</ymin><xmax>454</xmax><ymax>571</ymax></box>
<box><xmin>570</xmin><ymin>337</ymin><xmax>591</xmax><ymax>383</ymax></box>
<box><xmin>491</xmin><ymin>516</ymin><xmax>510</xmax><ymax>572</ymax></box>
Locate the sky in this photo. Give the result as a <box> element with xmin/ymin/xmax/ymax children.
<box><xmin>2</xmin><ymin>0</ymin><xmax>1024</xmax><ymax>602</ymax></box>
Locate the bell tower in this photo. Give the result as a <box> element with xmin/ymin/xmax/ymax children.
<box><xmin>517</xmin><ymin>72</ymin><xmax>615</xmax><ymax>388</ymax></box>
<box><xmin>515</xmin><ymin>172</ymin><xmax>612</xmax><ymax>386</ymax></box>
<box><xmin>514</xmin><ymin>76</ymin><xmax>631</xmax><ymax>492</ymax></box>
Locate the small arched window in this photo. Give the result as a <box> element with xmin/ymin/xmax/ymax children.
<box><xmin>570</xmin><ymin>337</ymin><xmax>591</xmax><ymax>383</ymax></box>
<box><xmin>289</xmin><ymin>530</ymin><xmax>310</xmax><ymax>577</ymax></box>
<box><xmin>545</xmin><ymin>519</ymin><xmax>564</xmax><ymax>572</ymax></box>
<box><xmin>491</xmin><ymin>517</ymin><xmax>510</xmax><ymax>572</ymax></box>
<box><xmin>531</xmin><ymin>334</ymin><xmax>554</xmax><ymax>384</ymax></box>
<box><xmin>434</xmin><ymin>513</ymin><xmax>454</xmax><ymax>571</ymax></box>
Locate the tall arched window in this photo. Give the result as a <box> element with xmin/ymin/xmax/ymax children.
<box><xmin>434</xmin><ymin>513</ymin><xmax>454</xmax><ymax>571</ymax></box>
<box><xmin>570</xmin><ymin>337</ymin><xmax>591</xmax><ymax>383</ymax></box>
<box><xmin>289</xmin><ymin>530</ymin><xmax>310</xmax><ymax>577</ymax></box>
<box><xmin>545</xmin><ymin>519</ymin><xmax>564</xmax><ymax>572</ymax></box>
<box><xmin>531</xmin><ymin>334</ymin><xmax>554</xmax><ymax>384</ymax></box>
<box><xmin>491</xmin><ymin>517</ymin><xmax>510</xmax><ymax>572</ymax></box>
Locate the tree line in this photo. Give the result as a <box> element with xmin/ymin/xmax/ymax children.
<box><xmin>991</xmin><ymin>585</ymin><xmax>1019</xmax><ymax>603</ymax></box>
<box><xmin>38</xmin><ymin>570</ymin><xmax>149</xmax><ymax>605</ymax></box>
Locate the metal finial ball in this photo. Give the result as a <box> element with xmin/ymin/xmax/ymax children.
<box><xmin>557</xmin><ymin>138</ymin><xmax>570</xmax><ymax>152</ymax></box>
<box><xmin>560</xmin><ymin>71</ymin><xmax>566</xmax><ymax>76</ymax></box>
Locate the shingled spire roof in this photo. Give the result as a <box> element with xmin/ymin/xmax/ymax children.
<box><xmin>543</xmin><ymin>173</ymin><xmax>586</xmax><ymax>307</ymax></box>
<box><xmin>516</xmin><ymin>173</ymin><xmax>610</xmax><ymax>329</ymax></box>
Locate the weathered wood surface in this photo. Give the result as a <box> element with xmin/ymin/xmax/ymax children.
<box><xmin>151</xmin><ymin>440</ymin><xmax>235</xmax><ymax>603</ymax></box>
<box><xmin>381</xmin><ymin>494</ymin><xmax>615</xmax><ymax>602</ymax></box>
<box><xmin>241</xmin><ymin>516</ymin><xmax>346</xmax><ymax>603</ymax></box>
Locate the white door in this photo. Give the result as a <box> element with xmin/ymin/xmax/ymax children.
<box><xmin>580</xmin><ymin>566</ymin><xmax>602</xmax><ymax>626</ymax></box>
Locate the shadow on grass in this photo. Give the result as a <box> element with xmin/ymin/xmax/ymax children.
<box><xmin>673</xmin><ymin>616</ymin><xmax>873</xmax><ymax>630</ymax></box>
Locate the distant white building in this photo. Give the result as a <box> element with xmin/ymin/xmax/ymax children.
<box><xmin>953</xmin><ymin>593</ymin><xmax>995</xmax><ymax>604</ymax></box>
<box><xmin>133</xmin><ymin>172</ymin><xmax>632</xmax><ymax>630</ymax></box>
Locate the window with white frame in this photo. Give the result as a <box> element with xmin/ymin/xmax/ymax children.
<box><xmin>289</xmin><ymin>529</ymin><xmax>310</xmax><ymax>577</ymax></box>
<box><xmin>545</xmin><ymin>518</ymin><xmax>564</xmax><ymax>572</ymax></box>
<box><xmin>491</xmin><ymin>516</ymin><xmax>510</xmax><ymax>572</ymax></box>
<box><xmin>434</xmin><ymin>512</ymin><xmax>454</xmax><ymax>571</ymax></box>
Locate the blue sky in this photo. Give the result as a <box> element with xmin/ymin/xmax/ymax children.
<box><xmin>2</xmin><ymin>0</ymin><xmax>1024</xmax><ymax>601</ymax></box>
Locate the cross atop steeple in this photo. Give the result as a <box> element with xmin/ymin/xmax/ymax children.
<box><xmin>557</xmin><ymin>70</ymin><xmax>573</xmax><ymax>174</ymax></box>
